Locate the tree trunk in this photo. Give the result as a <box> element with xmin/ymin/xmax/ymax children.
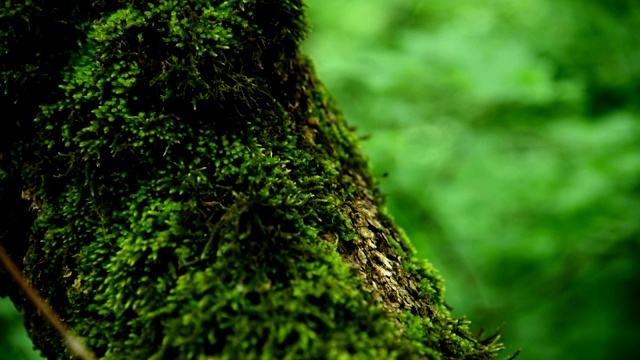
<box><xmin>0</xmin><ymin>1</ymin><xmax>509</xmax><ymax>359</ymax></box>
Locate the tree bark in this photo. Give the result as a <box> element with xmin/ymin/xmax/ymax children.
<box><xmin>0</xmin><ymin>1</ymin><xmax>509</xmax><ymax>359</ymax></box>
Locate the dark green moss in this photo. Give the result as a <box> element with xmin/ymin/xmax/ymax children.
<box><xmin>1</xmin><ymin>1</ymin><xmax>512</xmax><ymax>359</ymax></box>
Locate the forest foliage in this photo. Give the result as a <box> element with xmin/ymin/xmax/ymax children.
<box><xmin>2</xmin><ymin>0</ymin><xmax>639</xmax><ymax>359</ymax></box>
<box><xmin>304</xmin><ymin>0</ymin><xmax>640</xmax><ymax>359</ymax></box>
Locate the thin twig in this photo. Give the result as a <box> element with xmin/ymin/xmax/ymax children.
<box><xmin>0</xmin><ymin>243</ymin><xmax>97</xmax><ymax>360</ymax></box>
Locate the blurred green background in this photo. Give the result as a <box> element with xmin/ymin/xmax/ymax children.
<box><xmin>304</xmin><ymin>0</ymin><xmax>640</xmax><ymax>359</ymax></box>
<box><xmin>0</xmin><ymin>297</ymin><xmax>43</xmax><ymax>359</ymax></box>
<box><xmin>2</xmin><ymin>0</ymin><xmax>639</xmax><ymax>359</ymax></box>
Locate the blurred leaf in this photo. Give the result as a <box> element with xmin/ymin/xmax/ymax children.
<box><xmin>0</xmin><ymin>297</ymin><xmax>44</xmax><ymax>360</ymax></box>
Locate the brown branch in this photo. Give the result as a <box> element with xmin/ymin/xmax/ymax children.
<box><xmin>0</xmin><ymin>243</ymin><xmax>97</xmax><ymax>360</ymax></box>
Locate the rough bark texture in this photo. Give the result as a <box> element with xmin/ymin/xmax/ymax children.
<box><xmin>1</xmin><ymin>1</ymin><xmax>508</xmax><ymax>359</ymax></box>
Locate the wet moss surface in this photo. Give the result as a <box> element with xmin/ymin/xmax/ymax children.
<box><xmin>1</xmin><ymin>1</ymin><xmax>510</xmax><ymax>359</ymax></box>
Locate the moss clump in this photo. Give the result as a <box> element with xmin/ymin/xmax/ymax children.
<box><xmin>1</xmin><ymin>1</ymin><xmax>511</xmax><ymax>359</ymax></box>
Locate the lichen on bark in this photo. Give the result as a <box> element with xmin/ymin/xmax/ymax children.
<box><xmin>1</xmin><ymin>1</ymin><xmax>512</xmax><ymax>359</ymax></box>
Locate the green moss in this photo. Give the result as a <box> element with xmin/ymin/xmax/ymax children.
<box><xmin>1</xmin><ymin>1</ymin><xmax>510</xmax><ymax>359</ymax></box>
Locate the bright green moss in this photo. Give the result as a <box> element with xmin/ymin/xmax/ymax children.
<box><xmin>1</xmin><ymin>1</ymin><xmax>510</xmax><ymax>359</ymax></box>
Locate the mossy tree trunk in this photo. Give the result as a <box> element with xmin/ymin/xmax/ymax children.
<box><xmin>0</xmin><ymin>1</ymin><xmax>508</xmax><ymax>359</ymax></box>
